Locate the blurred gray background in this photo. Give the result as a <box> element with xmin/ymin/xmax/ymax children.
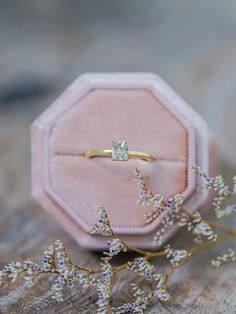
<box><xmin>0</xmin><ymin>1</ymin><xmax>236</xmax><ymax>313</ymax></box>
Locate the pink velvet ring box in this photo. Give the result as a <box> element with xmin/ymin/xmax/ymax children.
<box><xmin>31</xmin><ymin>73</ymin><xmax>213</xmax><ymax>250</ymax></box>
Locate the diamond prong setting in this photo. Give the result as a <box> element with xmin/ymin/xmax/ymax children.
<box><xmin>112</xmin><ymin>140</ymin><xmax>128</xmax><ymax>161</ymax></box>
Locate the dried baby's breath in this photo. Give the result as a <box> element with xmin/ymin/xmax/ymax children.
<box><xmin>105</xmin><ymin>238</ymin><xmax>127</xmax><ymax>257</ymax></box>
<box><xmin>115</xmin><ymin>284</ymin><xmax>152</xmax><ymax>314</ymax></box>
<box><xmin>215</xmin><ymin>204</ymin><xmax>236</xmax><ymax>218</ymax></box>
<box><xmin>134</xmin><ymin>167</ymin><xmax>188</xmax><ymax>245</ymax></box>
<box><xmin>134</xmin><ymin>168</ymin><xmax>155</xmax><ymax>206</ymax></box>
<box><xmin>154</xmin><ymin>194</ymin><xmax>187</xmax><ymax>244</ymax></box>
<box><xmin>211</xmin><ymin>248</ymin><xmax>236</xmax><ymax>267</ymax></box>
<box><xmin>51</xmin><ymin>240</ymin><xmax>78</xmax><ymax>301</ymax></box>
<box><xmin>78</xmin><ymin>272</ymin><xmax>97</xmax><ymax>288</ymax></box>
<box><xmin>135</xmin><ymin>167</ymin><xmax>222</xmax><ymax>245</ymax></box>
<box><xmin>181</xmin><ymin>210</ymin><xmax>218</xmax><ymax>243</ymax></box>
<box><xmin>164</xmin><ymin>244</ymin><xmax>191</xmax><ymax>268</ymax></box>
<box><xmin>90</xmin><ymin>206</ymin><xmax>113</xmax><ymax>236</ymax></box>
<box><xmin>193</xmin><ymin>165</ymin><xmax>236</xmax><ymax>218</ymax></box>
<box><xmin>1</xmin><ymin>166</ymin><xmax>236</xmax><ymax>313</ymax></box>
<box><xmin>96</xmin><ymin>257</ymin><xmax>113</xmax><ymax>313</ymax></box>
<box><xmin>114</xmin><ymin>278</ymin><xmax>169</xmax><ymax>313</ymax></box>
<box><xmin>129</xmin><ymin>257</ymin><xmax>156</xmax><ymax>281</ymax></box>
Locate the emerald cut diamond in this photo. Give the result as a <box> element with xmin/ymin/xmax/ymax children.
<box><xmin>112</xmin><ymin>140</ymin><xmax>128</xmax><ymax>161</ymax></box>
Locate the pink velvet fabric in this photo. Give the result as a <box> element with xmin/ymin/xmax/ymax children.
<box><xmin>31</xmin><ymin>73</ymin><xmax>211</xmax><ymax>250</ymax></box>
<box><xmin>51</xmin><ymin>89</ymin><xmax>187</xmax><ymax>230</ymax></box>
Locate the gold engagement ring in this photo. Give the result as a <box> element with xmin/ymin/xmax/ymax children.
<box><xmin>85</xmin><ymin>140</ymin><xmax>155</xmax><ymax>161</ymax></box>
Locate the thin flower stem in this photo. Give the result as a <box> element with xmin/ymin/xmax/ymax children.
<box><xmin>146</xmin><ymin>233</ymin><xmax>233</xmax><ymax>258</ymax></box>
<box><xmin>74</xmin><ymin>203</ymin><xmax>236</xmax><ymax>275</ymax></box>
<box><xmin>181</xmin><ymin>206</ymin><xmax>236</xmax><ymax>237</ymax></box>
<box><xmin>165</xmin><ymin>233</ymin><xmax>232</xmax><ymax>278</ymax></box>
<box><xmin>71</xmin><ymin>231</ymin><xmax>234</xmax><ymax>275</ymax></box>
<box><xmin>113</xmin><ymin>263</ymin><xmax>129</xmax><ymax>273</ymax></box>
<box><xmin>122</xmin><ymin>242</ymin><xmax>148</xmax><ymax>256</ymax></box>
<box><xmin>142</xmin><ymin>251</ymin><xmax>168</xmax><ymax>258</ymax></box>
<box><xmin>207</xmin><ymin>222</ymin><xmax>236</xmax><ymax>236</ymax></box>
<box><xmin>187</xmin><ymin>234</ymin><xmax>232</xmax><ymax>254</ymax></box>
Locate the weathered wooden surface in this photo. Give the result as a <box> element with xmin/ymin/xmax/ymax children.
<box><xmin>1</xmin><ymin>1</ymin><xmax>236</xmax><ymax>313</ymax></box>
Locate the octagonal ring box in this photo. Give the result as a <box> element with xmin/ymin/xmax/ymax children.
<box><xmin>31</xmin><ymin>73</ymin><xmax>215</xmax><ymax>250</ymax></box>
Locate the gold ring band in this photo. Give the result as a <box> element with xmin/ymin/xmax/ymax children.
<box><xmin>85</xmin><ymin>149</ymin><xmax>154</xmax><ymax>161</ymax></box>
<box><xmin>85</xmin><ymin>140</ymin><xmax>155</xmax><ymax>162</ymax></box>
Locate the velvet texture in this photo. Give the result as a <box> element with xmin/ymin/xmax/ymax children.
<box><xmin>51</xmin><ymin>88</ymin><xmax>188</xmax><ymax>229</ymax></box>
<box><xmin>31</xmin><ymin>73</ymin><xmax>211</xmax><ymax>250</ymax></box>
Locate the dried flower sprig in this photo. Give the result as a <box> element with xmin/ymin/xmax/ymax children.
<box><xmin>0</xmin><ymin>240</ymin><xmax>80</xmax><ymax>302</ymax></box>
<box><xmin>90</xmin><ymin>206</ymin><xmax>114</xmax><ymax>236</ymax></box>
<box><xmin>134</xmin><ymin>168</ymin><xmax>218</xmax><ymax>245</ymax></box>
<box><xmin>115</xmin><ymin>284</ymin><xmax>152</xmax><ymax>314</ymax></box>
<box><xmin>164</xmin><ymin>244</ymin><xmax>191</xmax><ymax>268</ymax></box>
<box><xmin>192</xmin><ymin>165</ymin><xmax>236</xmax><ymax>218</ymax></box>
<box><xmin>180</xmin><ymin>210</ymin><xmax>218</xmax><ymax>244</ymax></box>
<box><xmin>211</xmin><ymin>248</ymin><xmax>236</xmax><ymax>267</ymax></box>
<box><xmin>106</xmin><ymin>239</ymin><xmax>127</xmax><ymax>257</ymax></box>
<box><xmin>135</xmin><ymin>168</ymin><xmax>185</xmax><ymax>226</ymax></box>
<box><xmin>1</xmin><ymin>166</ymin><xmax>236</xmax><ymax>313</ymax></box>
<box><xmin>96</xmin><ymin>257</ymin><xmax>113</xmax><ymax>313</ymax></box>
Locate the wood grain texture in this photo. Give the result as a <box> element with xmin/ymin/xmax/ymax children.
<box><xmin>0</xmin><ymin>1</ymin><xmax>236</xmax><ymax>313</ymax></box>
